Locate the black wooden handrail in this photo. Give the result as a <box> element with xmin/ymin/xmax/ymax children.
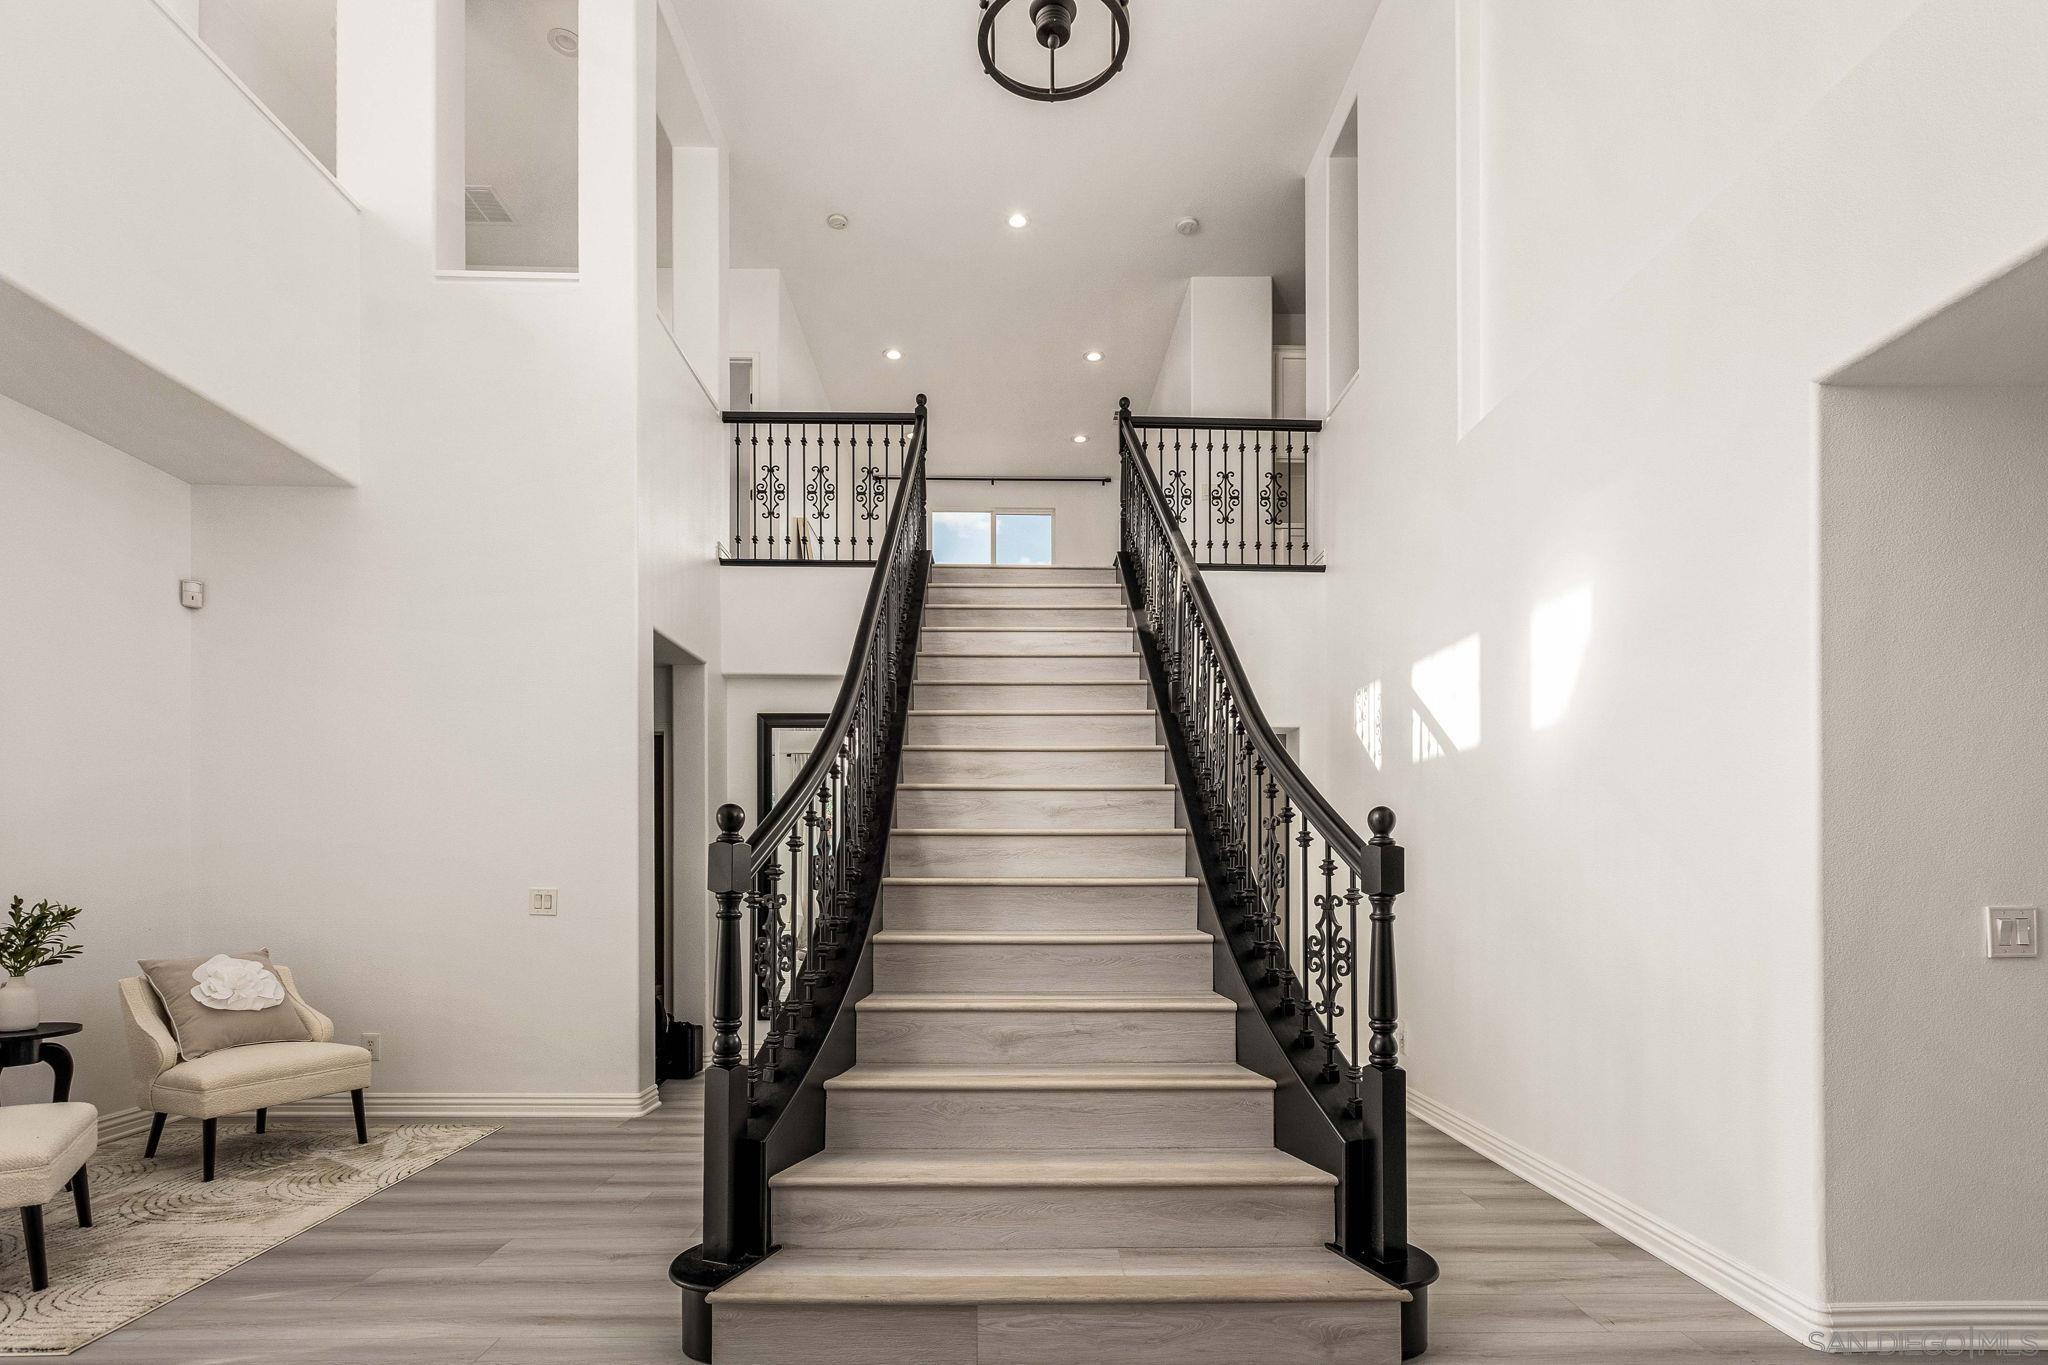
<box><xmin>1127</xmin><ymin>414</ymin><xmax>1323</xmax><ymax>433</ymax></box>
<box><xmin>743</xmin><ymin>407</ymin><xmax>927</xmax><ymax>865</ymax></box>
<box><xmin>1117</xmin><ymin>396</ymin><xmax>1437</xmax><ymax>1358</ymax></box>
<box><xmin>722</xmin><ymin>409</ymin><xmax>920</xmax><ymax>425</ymax></box>
<box><xmin>674</xmin><ymin>396</ymin><xmax>931</xmax><ymax>1364</ymax></box>
<box><xmin>1118</xmin><ymin>403</ymin><xmax>1375</xmax><ymax>885</ymax></box>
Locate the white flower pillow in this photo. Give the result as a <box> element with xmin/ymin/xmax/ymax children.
<box><xmin>139</xmin><ymin>949</ymin><xmax>312</xmax><ymax>1060</ymax></box>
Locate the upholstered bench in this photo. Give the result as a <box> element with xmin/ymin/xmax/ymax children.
<box><xmin>0</xmin><ymin>1101</ymin><xmax>96</xmax><ymax>1290</ymax></box>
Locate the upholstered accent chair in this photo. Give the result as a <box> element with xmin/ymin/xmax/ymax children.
<box><xmin>118</xmin><ymin>967</ymin><xmax>373</xmax><ymax>1181</ymax></box>
<box><xmin>0</xmin><ymin>1101</ymin><xmax>96</xmax><ymax>1290</ymax></box>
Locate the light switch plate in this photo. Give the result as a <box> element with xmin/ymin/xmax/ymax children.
<box><xmin>1987</xmin><ymin>906</ymin><xmax>2037</xmax><ymax>959</ymax></box>
<box><xmin>529</xmin><ymin>888</ymin><xmax>559</xmax><ymax>917</ymax></box>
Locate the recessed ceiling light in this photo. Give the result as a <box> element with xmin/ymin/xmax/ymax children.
<box><xmin>884</xmin><ymin>348</ymin><xmax>903</xmax><ymax>361</ymax></box>
<box><xmin>1073</xmin><ymin>434</ymin><xmax>1088</xmax><ymax>444</ymax></box>
<box><xmin>546</xmin><ymin>26</ymin><xmax>579</xmax><ymax>57</ymax></box>
<box><xmin>1007</xmin><ymin>212</ymin><xmax>1030</xmax><ymax>229</ymax></box>
<box><xmin>825</xmin><ymin>212</ymin><xmax>850</xmax><ymax>231</ymax></box>
<box><xmin>1084</xmin><ymin>350</ymin><xmax>1104</xmax><ymax>363</ymax></box>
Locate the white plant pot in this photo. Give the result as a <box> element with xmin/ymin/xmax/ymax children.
<box><xmin>0</xmin><ymin>975</ymin><xmax>40</xmax><ymax>1032</ymax></box>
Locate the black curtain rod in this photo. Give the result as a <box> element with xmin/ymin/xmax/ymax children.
<box><xmin>926</xmin><ymin>475</ymin><xmax>1111</xmax><ymax>486</ymax></box>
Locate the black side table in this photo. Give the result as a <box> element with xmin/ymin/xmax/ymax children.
<box><xmin>0</xmin><ymin>1021</ymin><xmax>82</xmax><ymax>1103</ymax></box>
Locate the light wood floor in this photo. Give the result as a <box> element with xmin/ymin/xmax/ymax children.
<box><xmin>67</xmin><ymin>1081</ymin><xmax>1820</xmax><ymax>1364</ymax></box>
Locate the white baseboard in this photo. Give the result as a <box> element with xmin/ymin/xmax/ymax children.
<box><xmin>90</xmin><ymin>1087</ymin><xmax>660</xmax><ymax>1140</ymax></box>
<box><xmin>1408</xmin><ymin>1090</ymin><xmax>2048</xmax><ymax>1354</ymax></box>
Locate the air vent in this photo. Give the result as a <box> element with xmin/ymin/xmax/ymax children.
<box><xmin>464</xmin><ymin>186</ymin><xmax>514</xmax><ymax>225</ymax></box>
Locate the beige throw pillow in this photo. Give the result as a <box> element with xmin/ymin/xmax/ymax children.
<box><xmin>138</xmin><ymin>949</ymin><xmax>312</xmax><ymax>1061</ymax></box>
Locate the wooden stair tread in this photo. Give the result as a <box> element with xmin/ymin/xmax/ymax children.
<box><xmin>826</xmin><ymin>1064</ymin><xmax>1271</xmax><ymax>1092</ymax></box>
<box><xmin>882</xmin><ymin>875</ymin><xmax>1194</xmax><ymax>884</ymax></box>
<box><xmin>857</xmin><ymin>991</ymin><xmax>1232</xmax><ymax>1013</ymax></box>
<box><xmin>874</xmin><ymin>930</ymin><xmax>1210</xmax><ymax>945</ymax></box>
<box><xmin>891</xmin><ymin>827</ymin><xmax>1182</xmax><ymax>836</ymax></box>
<box><xmin>908</xmin><ymin>708</ymin><xmax>1155</xmax><ymax>717</ymax></box>
<box><xmin>771</xmin><ymin>1148</ymin><xmax>1336</xmax><ymax>1190</ymax></box>
<box><xmin>894</xmin><ymin>783</ymin><xmax>1174</xmax><ymax>792</ymax></box>
<box><xmin>901</xmin><ymin>743</ymin><xmax>1163</xmax><ymax>752</ymax></box>
<box><xmin>710</xmin><ymin>1247</ymin><xmax>1408</xmax><ymax>1306</ymax></box>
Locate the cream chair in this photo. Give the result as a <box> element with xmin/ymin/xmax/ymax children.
<box><xmin>118</xmin><ymin>967</ymin><xmax>373</xmax><ymax>1182</ymax></box>
<box><xmin>0</xmin><ymin>1101</ymin><xmax>96</xmax><ymax>1289</ymax></box>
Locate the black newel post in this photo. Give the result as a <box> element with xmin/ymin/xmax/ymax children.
<box><xmin>1336</xmin><ymin>806</ymin><xmax>1436</xmax><ymax>1359</ymax></box>
<box><xmin>676</xmin><ymin>803</ymin><xmax>767</xmax><ymax>1363</ymax></box>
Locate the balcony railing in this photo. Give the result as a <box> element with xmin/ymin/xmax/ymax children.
<box><xmin>721</xmin><ymin>408</ymin><xmax>920</xmax><ymax>564</ymax></box>
<box><xmin>1124</xmin><ymin>412</ymin><xmax>1323</xmax><ymax>570</ymax></box>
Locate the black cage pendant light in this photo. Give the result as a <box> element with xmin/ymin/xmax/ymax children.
<box><xmin>979</xmin><ymin>0</ymin><xmax>1130</xmax><ymax>103</ymax></box>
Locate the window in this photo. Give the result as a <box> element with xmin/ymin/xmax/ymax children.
<box><xmin>930</xmin><ymin>512</ymin><xmax>1054</xmax><ymax>565</ymax></box>
<box><xmin>1325</xmin><ymin>100</ymin><xmax>1360</xmax><ymax>405</ymax></box>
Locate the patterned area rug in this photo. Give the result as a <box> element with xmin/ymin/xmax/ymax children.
<box><xmin>0</xmin><ymin>1120</ymin><xmax>494</xmax><ymax>1355</ymax></box>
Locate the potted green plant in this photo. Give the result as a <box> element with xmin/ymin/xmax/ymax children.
<box><xmin>0</xmin><ymin>897</ymin><xmax>85</xmax><ymax>1032</ymax></box>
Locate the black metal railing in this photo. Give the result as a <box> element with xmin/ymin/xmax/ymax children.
<box><xmin>673</xmin><ymin>397</ymin><xmax>930</xmax><ymax>1362</ymax></box>
<box><xmin>722</xmin><ymin>409</ymin><xmax>918</xmax><ymax>563</ymax></box>
<box><xmin>1117</xmin><ymin>397</ymin><xmax>1437</xmax><ymax>1357</ymax></box>
<box><xmin>1125</xmin><ymin>411</ymin><xmax>1322</xmax><ymax>569</ymax></box>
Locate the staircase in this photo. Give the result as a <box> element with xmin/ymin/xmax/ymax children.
<box><xmin>707</xmin><ymin>564</ymin><xmax>1404</xmax><ymax>1364</ymax></box>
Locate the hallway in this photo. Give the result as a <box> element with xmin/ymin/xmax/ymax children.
<box><xmin>64</xmin><ymin>1084</ymin><xmax>1813</xmax><ymax>1364</ymax></box>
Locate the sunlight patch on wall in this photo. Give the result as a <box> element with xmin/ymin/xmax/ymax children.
<box><xmin>1354</xmin><ymin>681</ymin><xmax>1383</xmax><ymax>770</ymax></box>
<box><xmin>1410</xmin><ymin>634</ymin><xmax>1481</xmax><ymax>762</ymax></box>
<box><xmin>1530</xmin><ymin>585</ymin><xmax>1593</xmax><ymax>730</ymax></box>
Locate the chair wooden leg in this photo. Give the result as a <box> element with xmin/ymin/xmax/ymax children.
<box><xmin>202</xmin><ymin>1117</ymin><xmax>218</xmax><ymax>1182</ymax></box>
<box><xmin>144</xmin><ymin>1112</ymin><xmax>167</xmax><ymax>1158</ymax></box>
<box><xmin>71</xmin><ymin>1164</ymin><xmax>92</xmax><ymax>1229</ymax></box>
<box><xmin>20</xmin><ymin>1204</ymin><xmax>47</xmax><ymax>1291</ymax></box>
<box><xmin>255</xmin><ymin>1108</ymin><xmax>266</xmax><ymax>1134</ymax></box>
<box><xmin>351</xmin><ymin>1089</ymin><xmax>368</xmax><ymax>1144</ymax></box>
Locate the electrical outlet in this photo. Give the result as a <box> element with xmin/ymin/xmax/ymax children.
<box><xmin>362</xmin><ymin>1032</ymin><xmax>382</xmax><ymax>1060</ymax></box>
<box><xmin>1988</xmin><ymin>906</ymin><xmax>2038</xmax><ymax>959</ymax></box>
<box><xmin>529</xmin><ymin>888</ymin><xmax>559</xmax><ymax>917</ymax></box>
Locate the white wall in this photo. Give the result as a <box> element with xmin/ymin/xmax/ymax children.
<box><xmin>1296</xmin><ymin>0</ymin><xmax>2048</xmax><ymax>1339</ymax></box>
<box><xmin>727</xmin><ymin>266</ymin><xmax>830</xmax><ymax>411</ymax></box>
<box><xmin>1818</xmin><ymin>381</ymin><xmax>2048</xmax><ymax>1307</ymax></box>
<box><xmin>185</xmin><ymin>0</ymin><xmax>654</xmax><ymax>1111</ymax></box>
<box><xmin>1146</xmin><ymin>277</ymin><xmax>1274</xmax><ymax>419</ymax></box>
<box><xmin>0</xmin><ymin>0</ymin><xmax>359</xmax><ymax>485</ymax></box>
<box><xmin>0</xmin><ymin>396</ymin><xmax>193</xmax><ymax>1117</ymax></box>
<box><xmin>1148</xmin><ymin>288</ymin><xmax>1194</xmax><ymax>415</ymax></box>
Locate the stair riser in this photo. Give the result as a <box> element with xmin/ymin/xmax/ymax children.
<box><xmin>922</xmin><ymin>630</ymin><xmax>1136</xmax><ymax>656</ymax></box>
<box><xmin>930</xmin><ymin>567</ymin><xmax>1117</xmax><ymax>586</ymax></box>
<box><xmin>772</xmin><ymin>1182</ymin><xmax>1331</xmax><ymax>1250</ymax></box>
<box><xmin>914</xmin><ymin>682</ymin><xmax>1151</xmax><ymax>710</ymax></box>
<box><xmin>873</xmin><ymin>941</ymin><xmax>1212</xmax><ymax>995</ymax></box>
<box><xmin>882</xmin><ymin>880</ymin><xmax>1193</xmax><ymax>932</ymax></box>
<box><xmin>925</xmin><ymin>585</ymin><xmax>1125</xmax><ymax>606</ymax></box>
<box><xmin>901</xmin><ymin>748</ymin><xmax>1167</xmax><ymax>784</ymax></box>
<box><xmin>892</xmin><ymin>788</ymin><xmax>1177</xmax><ymax>829</ymax></box>
<box><xmin>825</xmin><ymin>1087</ymin><xmax>1271</xmax><ymax>1151</ymax></box>
<box><xmin>889</xmin><ymin>833</ymin><xmax>1186</xmax><ymax>878</ymax></box>
<box><xmin>855</xmin><ymin>1006</ymin><xmax>1235</xmax><ymax>1064</ymax></box>
<box><xmin>914</xmin><ymin>655</ymin><xmax>1143</xmax><ymax>683</ymax></box>
<box><xmin>924</xmin><ymin>606</ymin><xmax>1133</xmax><ymax>628</ymax></box>
<box><xmin>714</xmin><ymin>1302</ymin><xmax>1399</xmax><ymax>1365</ymax></box>
<box><xmin>907</xmin><ymin>713</ymin><xmax>1157</xmax><ymax>746</ymax></box>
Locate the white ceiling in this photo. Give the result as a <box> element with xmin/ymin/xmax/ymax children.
<box><xmin>674</xmin><ymin>1</ymin><xmax>1376</xmax><ymax>473</ymax></box>
<box><xmin>465</xmin><ymin>0</ymin><xmax>580</xmax><ymax>271</ymax></box>
<box><xmin>1830</xmin><ymin>244</ymin><xmax>2048</xmax><ymax>386</ymax></box>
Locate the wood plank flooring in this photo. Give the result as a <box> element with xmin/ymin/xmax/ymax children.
<box><xmin>62</xmin><ymin>1082</ymin><xmax>1821</xmax><ymax>1363</ymax></box>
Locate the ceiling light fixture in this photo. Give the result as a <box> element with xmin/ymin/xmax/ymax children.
<box><xmin>1073</xmin><ymin>434</ymin><xmax>1088</xmax><ymax>444</ymax></box>
<box><xmin>1007</xmin><ymin>211</ymin><xmax>1030</xmax><ymax>229</ymax></box>
<box><xmin>825</xmin><ymin>212</ymin><xmax>850</xmax><ymax>231</ymax></box>
<box><xmin>978</xmin><ymin>0</ymin><xmax>1130</xmax><ymax>103</ymax></box>
<box><xmin>1175</xmin><ymin>216</ymin><xmax>1201</xmax><ymax>237</ymax></box>
<box><xmin>884</xmin><ymin>348</ymin><xmax>904</xmax><ymax>361</ymax></box>
<box><xmin>1084</xmin><ymin>350</ymin><xmax>1104</xmax><ymax>363</ymax></box>
<box><xmin>546</xmin><ymin>26</ymin><xmax>579</xmax><ymax>57</ymax></box>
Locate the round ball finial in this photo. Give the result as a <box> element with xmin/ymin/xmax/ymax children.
<box><xmin>1366</xmin><ymin>806</ymin><xmax>1396</xmax><ymax>839</ymax></box>
<box><xmin>1118</xmin><ymin>396</ymin><xmax>1132</xmax><ymax>415</ymax></box>
<box><xmin>915</xmin><ymin>393</ymin><xmax>928</xmax><ymax>411</ymax></box>
<box><xmin>716</xmin><ymin>803</ymin><xmax>747</xmax><ymax>836</ymax></box>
